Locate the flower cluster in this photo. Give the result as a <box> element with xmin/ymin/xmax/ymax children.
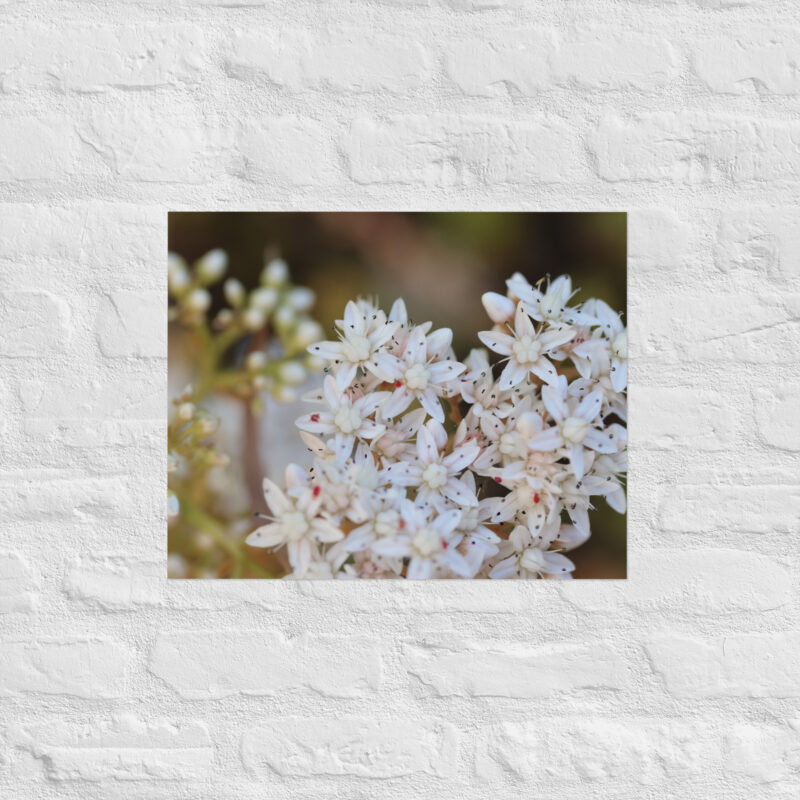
<box><xmin>168</xmin><ymin>249</ymin><xmax>325</xmax><ymax>578</ymax></box>
<box><xmin>246</xmin><ymin>274</ymin><xmax>627</xmax><ymax>579</ymax></box>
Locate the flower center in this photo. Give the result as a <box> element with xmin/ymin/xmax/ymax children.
<box><xmin>519</xmin><ymin>547</ymin><xmax>547</xmax><ymax>573</ymax></box>
<box><xmin>411</xmin><ymin>527</ymin><xmax>442</xmax><ymax>558</ymax></box>
<box><xmin>499</xmin><ymin>431</ymin><xmax>524</xmax><ymax>457</ymax></box>
<box><xmin>374</xmin><ymin>510</ymin><xmax>399</xmax><ymax>536</ymax></box>
<box><xmin>512</xmin><ymin>335</ymin><xmax>542</xmax><ymax>365</ymax></box>
<box><xmin>282</xmin><ymin>511</ymin><xmax>309</xmax><ymax>541</ymax></box>
<box><xmin>404</xmin><ymin>362</ymin><xmax>429</xmax><ymax>390</ymax></box>
<box><xmin>612</xmin><ymin>331</ymin><xmax>627</xmax><ymax>359</ymax></box>
<box><xmin>341</xmin><ymin>334</ymin><xmax>372</xmax><ymax>363</ymax></box>
<box><xmin>561</xmin><ymin>416</ymin><xmax>590</xmax><ymax>446</ymax></box>
<box><xmin>422</xmin><ymin>462</ymin><xmax>448</xmax><ymax>489</ymax></box>
<box><xmin>334</xmin><ymin>406</ymin><xmax>362</xmax><ymax>434</ymax></box>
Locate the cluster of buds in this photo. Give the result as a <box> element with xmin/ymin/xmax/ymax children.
<box><xmin>246</xmin><ymin>274</ymin><xmax>627</xmax><ymax>579</ymax></box>
<box><xmin>168</xmin><ymin>250</ymin><xmax>325</xmax><ymax>405</ymax></box>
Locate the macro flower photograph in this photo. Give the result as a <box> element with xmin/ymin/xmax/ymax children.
<box><xmin>168</xmin><ymin>212</ymin><xmax>627</xmax><ymax>579</ymax></box>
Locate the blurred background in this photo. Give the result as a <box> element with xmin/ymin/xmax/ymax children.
<box><xmin>169</xmin><ymin>212</ymin><xmax>626</xmax><ymax>578</ymax></box>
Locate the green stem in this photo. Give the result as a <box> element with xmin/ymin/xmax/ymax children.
<box><xmin>175</xmin><ymin>492</ymin><xmax>277</xmax><ymax>579</ymax></box>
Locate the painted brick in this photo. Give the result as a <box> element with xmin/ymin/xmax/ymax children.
<box><xmin>593</xmin><ymin>113</ymin><xmax>800</xmax><ymax>184</ymax></box>
<box><xmin>693</xmin><ymin>31</ymin><xmax>800</xmax><ymax>95</ymax></box>
<box><xmin>475</xmin><ymin>719</ymin><xmax>717</xmax><ymax>784</ymax></box>
<box><xmin>0</xmin><ymin>639</ymin><xmax>129</xmax><ymax>698</ymax></box>
<box><xmin>0</xmin><ymin>552</ymin><xmax>37</xmax><ymax>613</ymax></box>
<box><xmin>647</xmin><ymin>633</ymin><xmax>800</xmax><ymax>698</ymax></box>
<box><xmin>149</xmin><ymin>631</ymin><xmax>381</xmax><ymax>698</ymax></box>
<box><xmin>226</xmin><ymin>29</ymin><xmax>429</xmax><ymax>92</ymax></box>
<box><xmin>242</xmin><ymin>717</ymin><xmax>458</xmax><ymax>778</ymax></box>
<box><xmin>94</xmin><ymin>291</ymin><xmax>165</xmax><ymax>358</ymax></box>
<box><xmin>561</xmin><ymin>548</ymin><xmax>792</xmax><ymax>614</ymax></box>
<box><xmin>7</xmin><ymin>714</ymin><xmax>212</xmax><ymax>781</ymax></box>
<box><xmin>404</xmin><ymin>637</ymin><xmax>627</xmax><ymax>696</ymax></box>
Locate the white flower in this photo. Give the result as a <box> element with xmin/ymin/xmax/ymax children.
<box><xmin>535</xmin><ymin>385</ymin><xmax>615</xmax><ymax>480</ymax></box>
<box><xmin>296</xmin><ymin>375</ymin><xmax>389</xmax><ymax>460</ymax></box>
<box><xmin>246</xmin><ymin>468</ymin><xmax>343</xmax><ymax>578</ymax></box>
<box><xmin>478</xmin><ymin>303</ymin><xmax>573</xmax><ymax>390</ymax></box>
<box><xmin>488</xmin><ymin>526</ymin><xmax>575</xmax><ymax>579</ymax></box>
<box><xmin>481</xmin><ymin>291</ymin><xmax>516</xmax><ymax>324</ymax></box>
<box><xmin>508</xmin><ymin>273</ymin><xmax>595</xmax><ymax>327</ymax></box>
<box><xmin>370</xmin><ymin>499</ymin><xmax>471</xmax><ymax>579</ymax></box>
<box><xmin>308</xmin><ymin>300</ymin><xmax>400</xmax><ymax>391</ymax></box>
<box><xmin>385</xmin><ymin>421</ymin><xmax>480</xmax><ymax>510</ymax></box>
<box><xmin>370</xmin><ymin>325</ymin><xmax>466</xmax><ymax>423</ymax></box>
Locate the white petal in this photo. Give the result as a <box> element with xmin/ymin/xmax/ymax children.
<box><xmin>568</xmin><ymin>443</ymin><xmax>585</xmax><ymax>480</ymax></box>
<box><xmin>322</xmin><ymin>375</ymin><xmax>340</xmax><ymax>409</ymax></box>
<box><xmin>498</xmin><ymin>360</ymin><xmax>528</xmax><ymax>390</ymax></box>
<box><xmin>611</xmin><ymin>359</ymin><xmax>627</xmax><ymax>393</ymax></box>
<box><xmin>576</xmin><ymin>390</ymin><xmax>603</xmax><ymax>422</ymax></box>
<box><xmin>428</xmin><ymin>360</ymin><xmax>466</xmax><ymax>384</ymax></box>
<box><xmin>489</xmin><ymin>556</ymin><xmax>519</xmax><ymax>579</ymax></box>
<box><xmin>443</xmin><ymin>443</ymin><xmax>480</xmax><ymax>473</ymax></box>
<box><xmin>335</xmin><ymin>362</ymin><xmax>358</xmax><ymax>392</ymax></box>
<box><xmin>442</xmin><ymin>478</ymin><xmax>478</xmax><ymax>507</ymax></box>
<box><xmin>477</xmin><ymin>330</ymin><xmax>514</xmax><ymax>356</ymax></box>
<box><xmin>262</xmin><ymin>478</ymin><xmax>292</xmax><ymax>514</ymax></box>
<box><xmin>406</xmin><ymin>326</ymin><xmax>428</xmax><ymax>364</ymax></box>
<box><xmin>407</xmin><ymin>557</ymin><xmax>434</xmax><ymax>580</ymax></box>
<box><xmin>369</xmin><ymin>351</ymin><xmax>403</xmax><ymax>382</ymax></box>
<box><xmin>541</xmin><ymin>384</ymin><xmax>568</xmax><ymax>422</ymax></box>
<box><xmin>584</xmin><ymin>428</ymin><xmax>616</xmax><ymax>453</ymax></box>
<box><xmin>308</xmin><ymin>340</ymin><xmax>342</xmax><ymax>360</ymax></box>
<box><xmin>416</xmin><ymin>425</ymin><xmax>438</xmax><ymax>463</ymax></box>
<box><xmin>530</xmin><ymin>357</ymin><xmax>558</xmax><ymax>387</ymax></box>
<box><xmin>418</xmin><ymin>387</ymin><xmax>444</xmax><ymax>422</ymax></box>
<box><xmin>426</xmin><ymin>327</ymin><xmax>453</xmax><ymax>358</ymax></box>
<box><xmin>245</xmin><ymin>523</ymin><xmax>284</xmax><ymax>548</ymax></box>
<box><xmin>381</xmin><ymin>386</ymin><xmax>413</xmax><ymax>418</ymax></box>
<box><xmin>527</xmin><ymin>427</ymin><xmax>563</xmax><ymax>451</ymax></box>
<box><xmin>482</xmin><ymin>292</ymin><xmax>516</xmax><ymax>324</ymax></box>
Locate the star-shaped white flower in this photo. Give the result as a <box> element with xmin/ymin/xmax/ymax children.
<box><xmin>370</xmin><ymin>499</ymin><xmax>471</xmax><ymax>579</ymax></box>
<box><xmin>307</xmin><ymin>300</ymin><xmax>400</xmax><ymax>391</ymax></box>
<box><xmin>246</xmin><ymin>467</ymin><xmax>344</xmax><ymax>577</ymax></box>
<box><xmin>478</xmin><ymin>303</ymin><xmax>574</xmax><ymax>390</ymax></box>
<box><xmin>296</xmin><ymin>375</ymin><xmax>389</xmax><ymax>461</ymax></box>
<box><xmin>384</xmin><ymin>421</ymin><xmax>480</xmax><ymax>510</ymax></box>
<box><xmin>370</xmin><ymin>325</ymin><xmax>466</xmax><ymax>423</ymax></box>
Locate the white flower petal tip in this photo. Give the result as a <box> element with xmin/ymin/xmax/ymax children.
<box><xmin>481</xmin><ymin>292</ymin><xmax>516</xmax><ymax>324</ymax></box>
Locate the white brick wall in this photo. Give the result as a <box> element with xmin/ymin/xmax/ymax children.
<box><xmin>1</xmin><ymin>2</ymin><xmax>798</xmax><ymax>797</ymax></box>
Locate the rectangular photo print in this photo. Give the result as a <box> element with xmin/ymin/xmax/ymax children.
<box><xmin>168</xmin><ymin>212</ymin><xmax>627</xmax><ymax>579</ymax></box>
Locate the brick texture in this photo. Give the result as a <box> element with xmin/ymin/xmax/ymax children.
<box><xmin>1</xmin><ymin>3</ymin><xmax>799</xmax><ymax>799</ymax></box>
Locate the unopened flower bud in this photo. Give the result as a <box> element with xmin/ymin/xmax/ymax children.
<box><xmin>482</xmin><ymin>291</ymin><xmax>516</xmax><ymax>324</ymax></box>
<box><xmin>167</xmin><ymin>553</ymin><xmax>187</xmax><ymax>576</ymax></box>
<box><xmin>250</xmin><ymin>286</ymin><xmax>278</xmax><ymax>312</ymax></box>
<box><xmin>214</xmin><ymin>309</ymin><xmax>234</xmax><ymax>329</ymax></box>
<box><xmin>242</xmin><ymin>307</ymin><xmax>266</xmax><ymax>331</ymax></box>
<box><xmin>185</xmin><ymin>288</ymin><xmax>211</xmax><ymax>313</ymax></box>
<box><xmin>286</xmin><ymin>287</ymin><xmax>315</xmax><ymax>312</ymax></box>
<box><xmin>273</xmin><ymin>385</ymin><xmax>297</xmax><ymax>403</ymax></box>
<box><xmin>196</xmin><ymin>249</ymin><xmax>228</xmax><ymax>284</ymax></box>
<box><xmin>279</xmin><ymin>361</ymin><xmax>306</xmax><ymax>385</ymax></box>
<box><xmin>261</xmin><ymin>258</ymin><xmax>289</xmax><ymax>286</ymax></box>
<box><xmin>273</xmin><ymin>305</ymin><xmax>296</xmax><ymax>328</ymax></box>
<box><xmin>224</xmin><ymin>278</ymin><xmax>245</xmax><ymax>307</ymax></box>
<box><xmin>167</xmin><ymin>491</ymin><xmax>180</xmax><ymax>518</ymax></box>
<box><xmin>294</xmin><ymin>319</ymin><xmax>324</xmax><ymax>349</ymax></box>
<box><xmin>177</xmin><ymin>402</ymin><xmax>195</xmax><ymax>421</ymax></box>
<box><xmin>304</xmin><ymin>354</ymin><xmax>326</xmax><ymax>372</ymax></box>
<box><xmin>252</xmin><ymin>374</ymin><xmax>269</xmax><ymax>391</ymax></box>
<box><xmin>167</xmin><ymin>454</ymin><xmax>178</xmax><ymax>473</ymax></box>
<box><xmin>168</xmin><ymin>255</ymin><xmax>190</xmax><ymax>294</ymax></box>
<box><xmin>246</xmin><ymin>351</ymin><xmax>268</xmax><ymax>372</ymax></box>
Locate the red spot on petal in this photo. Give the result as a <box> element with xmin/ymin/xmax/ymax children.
<box><xmin>534</xmin><ymin>493</ymin><xmax>540</xmax><ymax>504</ymax></box>
<box><xmin>441</xmin><ymin>539</ymin><xmax>448</xmax><ymax>549</ymax></box>
<box><xmin>399</xmin><ymin>519</ymin><xmax>406</xmax><ymax>530</ymax></box>
<box><xmin>310</xmin><ymin>413</ymin><xmax>320</xmax><ymax>423</ymax></box>
<box><xmin>494</xmin><ymin>476</ymin><xmax>502</xmax><ymax>483</ymax></box>
<box><xmin>313</xmin><ymin>485</ymin><xmax>321</xmax><ymax>498</ymax></box>
<box><xmin>394</xmin><ymin>380</ymin><xmax>403</xmax><ymax>388</ymax></box>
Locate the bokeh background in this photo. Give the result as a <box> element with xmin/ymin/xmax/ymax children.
<box><xmin>169</xmin><ymin>212</ymin><xmax>626</xmax><ymax>578</ymax></box>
